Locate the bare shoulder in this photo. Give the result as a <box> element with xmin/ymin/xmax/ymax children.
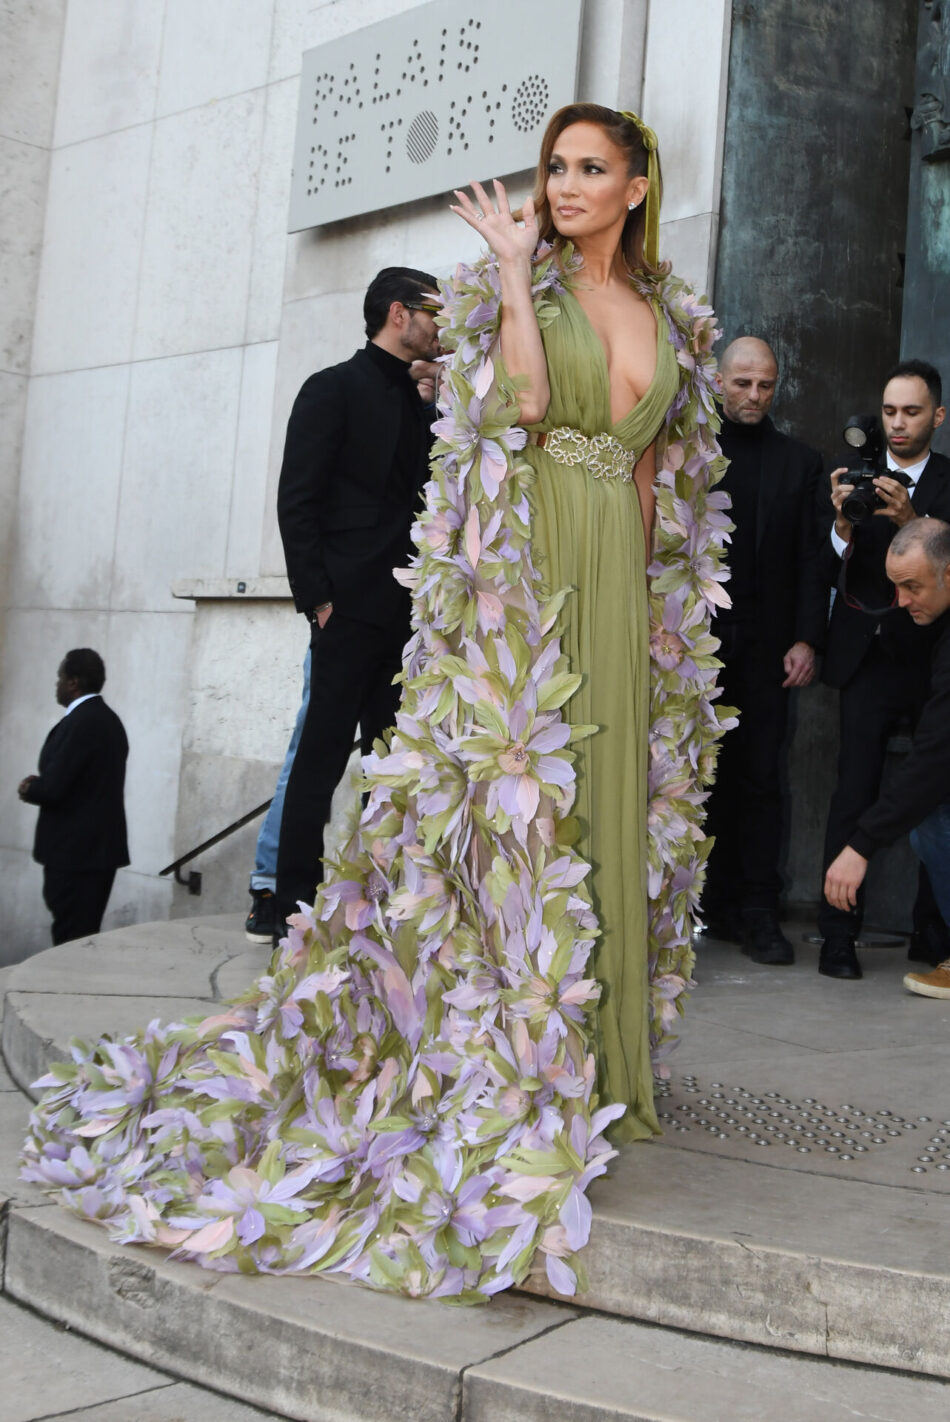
<box><xmin>615</xmin><ymin>280</ymin><xmax>656</xmax><ymax>321</ymax></box>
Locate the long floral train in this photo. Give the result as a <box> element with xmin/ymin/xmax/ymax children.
<box><xmin>22</xmin><ymin>245</ymin><xmax>732</xmax><ymax>1301</ymax></box>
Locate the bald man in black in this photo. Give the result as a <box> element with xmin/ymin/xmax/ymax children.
<box><xmin>702</xmin><ymin>338</ymin><xmax>826</xmax><ymax>963</ymax></box>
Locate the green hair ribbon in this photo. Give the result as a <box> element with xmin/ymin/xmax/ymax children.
<box><xmin>619</xmin><ymin>110</ymin><xmax>659</xmax><ymax>268</ymax></box>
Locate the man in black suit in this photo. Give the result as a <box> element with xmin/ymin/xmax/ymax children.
<box><xmin>702</xmin><ymin>337</ymin><xmax>826</xmax><ymax>963</ymax></box>
<box><xmin>18</xmin><ymin>648</ymin><xmax>129</xmax><ymax>945</ymax></box>
<box><xmin>275</xmin><ymin>267</ymin><xmax>440</xmax><ymax>931</ymax></box>
<box><xmin>818</xmin><ymin>358</ymin><xmax>949</xmax><ymax>979</ymax></box>
<box><xmin>824</xmin><ymin>519</ymin><xmax>950</xmax><ymax>1000</ymax></box>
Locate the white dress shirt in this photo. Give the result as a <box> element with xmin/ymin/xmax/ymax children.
<box><xmin>63</xmin><ymin>692</ymin><xmax>100</xmax><ymax>716</ymax></box>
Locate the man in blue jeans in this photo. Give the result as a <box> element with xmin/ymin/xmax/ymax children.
<box><xmin>244</xmin><ymin>649</ymin><xmax>311</xmax><ymax>942</ymax></box>
<box><xmin>824</xmin><ymin>518</ymin><xmax>950</xmax><ymax>998</ymax></box>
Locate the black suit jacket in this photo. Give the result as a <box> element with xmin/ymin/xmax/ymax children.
<box><xmin>851</xmin><ymin>609</ymin><xmax>950</xmax><ymax>857</ymax></box>
<box><xmin>717</xmin><ymin>415</ymin><xmax>827</xmax><ymax>666</ymax></box>
<box><xmin>23</xmin><ymin>697</ymin><xmax>130</xmax><ymax>869</ymax></box>
<box><xmin>277</xmin><ymin>346</ymin><xmax>432</xmax><ymax>628</ymax></box>
<box><xmin>819</xmin><ymin>450</ymin><xmax>950</xmax><ymax>688</ymax></box>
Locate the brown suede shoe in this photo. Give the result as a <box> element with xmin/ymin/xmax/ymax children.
<box><xmin>903</xmin><ymin>958</ymin><xmax>950</xmax><ymax>999</ymax></box>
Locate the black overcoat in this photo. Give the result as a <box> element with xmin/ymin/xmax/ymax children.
<box><xmin>717</xmin><ymin>414</ymin><xmax>827</xmax><ymax>666</ymax></box>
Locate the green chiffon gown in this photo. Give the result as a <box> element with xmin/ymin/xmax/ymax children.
<box><xmin>524</xmin><ymin>286</ymin><xmax>680</xmax><ymax>1144</ymax></box>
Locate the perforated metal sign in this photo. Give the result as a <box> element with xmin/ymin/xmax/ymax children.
<box><xmin>288</xmin><ymin>0</ymin><xmax>584</xmax><ymax>231</ymax></box>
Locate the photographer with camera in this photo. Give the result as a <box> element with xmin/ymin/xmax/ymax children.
<box><xmin>818</xmin><ymin>359</ymin><xmax>949</xmax><ymax>979</ymax></box>
<box><xmin>825</xmin><ymin>519</ymin><xmax>950</xmax><ymax>1000</ymax></box>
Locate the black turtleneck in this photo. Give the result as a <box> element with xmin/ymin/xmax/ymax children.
<box><xmin>364</xmin><ymin>341</ymin><xmax>429</xmax><ymax>502</ymax></box>
<box><xmin>718</xmin><ymin>413</ymin><xmax>767</xmax><ymax>623</ymax></box>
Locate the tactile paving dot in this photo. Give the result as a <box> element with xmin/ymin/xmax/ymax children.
<box><xmin>653</xmin><ymin>1076</ymin><xmax>949</xmax><ymax>1181</ymax></box>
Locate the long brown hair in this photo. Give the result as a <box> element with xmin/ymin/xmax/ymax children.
<box><xmin>531</xmin><ymin>103</ymin><xmax>669</xmax><ymax>279</ymax></box>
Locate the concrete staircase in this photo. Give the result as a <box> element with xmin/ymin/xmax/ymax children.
<box><xmin>2</xmin><ymin>917</ymin><xmax>949</xmax><ymax>1420</ymax></box>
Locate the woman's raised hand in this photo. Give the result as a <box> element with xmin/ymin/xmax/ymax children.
<box><xmin>450</xmin><ymin>179</ymin><xmax>538</xmax><ymax>264</ymax></box>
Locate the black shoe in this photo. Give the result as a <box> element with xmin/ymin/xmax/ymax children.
<box><xmin>819</xmin><ymin>937</ymin><xmax>862</xmax><ymax>979</ymax></box>
<box><xmin>740</xmin><ymin>909</ymin><xmax>795</xmax><ymax>965</ymax></box>
<box><xmin>245</xmin><ymin>889</ymin><xmax>278</xmax><ymax>943</ymax></box>
<box><xmin>908</xmin><ymin>921</ymin><xmax>950</xmax><ymax>967</ymax></box>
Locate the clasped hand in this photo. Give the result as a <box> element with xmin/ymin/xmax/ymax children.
<box><xmin>450</xmin><ymin>179</ymin><xmax>539</xmax><ymax>263</ymax></box>
<box><xmin>409</xmin><ymin>359</ymin><xmax>442</xmax><ymax>405</ymax></box>
<box><xmin>781</xmin><ymin>641</ymin><xmax>815</xmax><ymax>688</ymax></box>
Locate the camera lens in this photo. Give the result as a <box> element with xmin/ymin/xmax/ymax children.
<box><xmin>842</xmin><ymin>482</ymin><xmax>877</xmax><ymax>524</ymax></box>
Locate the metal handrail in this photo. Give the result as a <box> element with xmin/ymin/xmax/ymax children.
<box><xmin>159</xmin><ymin>799</ymin><xmax>272</xmax><ymax>893</ymax></box>
<box><xmin>159</xmin><ymin>736</ymin><xmax>362</xmax><ymax>894</ymax></box>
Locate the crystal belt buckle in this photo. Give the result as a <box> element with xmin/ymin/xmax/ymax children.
<box><xmin>588</xmin><ymin>431</ymin><xmax>632</xmax><ymax>482</ymax></box>
<box><xmin>544</xmin><ymin>426</ymin><xmax>633</xmax><ymax>482</ymax></box>
<box><xmin>544</xmin><ymin>426</ymin><xmax>587</xmax><ymax>467</ymax></box>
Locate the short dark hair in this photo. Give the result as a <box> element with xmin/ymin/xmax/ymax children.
<box><xmin>61</xmin><ymin>648</ymin><xmax>105</xmax><ymax>694</ymax></box>
<box><xmin>363</xmin><ymin>266</ymin><xmax>439</xmax><ymax>338</ymax></box>
<box><xmin>883</xmin><ymin>358</ymin><xmax>942</xmax><ymax>409</ymax></box>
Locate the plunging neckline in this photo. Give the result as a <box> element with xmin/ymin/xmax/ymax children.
<box><xmin>565</xmin><ymin>286</ymin><xmax>663</xmax><ymax>432</ymax></box>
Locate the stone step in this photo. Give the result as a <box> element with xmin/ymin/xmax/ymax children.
<box><xmin>2</xmin><ymin>1180</ymin><xmax>948</xmax><ymax>1421</ymax></box>
<box><xmin>4</xmin><ymin>915</ymin><xmax>950</xmax><ymax>1405</ymax></box>
<box><xmin>520</xmin><ymin>1138</ymin><xmax>950</xmax><ymax>1377</ymax></box>
<box><xmin>1</xmin><ymin>914</ymin><xmax>266</xmax><ymax>1094</ymax></box>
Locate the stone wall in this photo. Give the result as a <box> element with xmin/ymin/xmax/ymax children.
<box><xmin>713</xmin><ymin>0</ymin><xmax>920</xmax><ymax>924</ymax></box>
<box><xmin>902</xmin><ymin>0</ymin><xmax>950</xmax><ymax>457</ymax></box>
<box><xmin>1</xmin><ymin>0</ymin><xmax>292</xmax><ymax>959</ymax></box>
<box><xmin>0</xmin><ymin>0</ymin><xmax>67</xmax><ymax>957</ymax></box>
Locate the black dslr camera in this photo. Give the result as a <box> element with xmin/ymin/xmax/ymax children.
<box><xmin>840</xmin><ymin>415</ymin><xmax>910</xmax><ymax>524</ymax></box>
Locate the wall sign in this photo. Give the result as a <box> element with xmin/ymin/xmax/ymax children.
<box><xmin>289</xmin><ymin>0</ymin><xmax>584</xmax><ymax>231</ymax></box>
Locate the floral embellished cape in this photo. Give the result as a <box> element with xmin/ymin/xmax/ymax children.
<box><xmin>21</xmin><ymin>245</ymin><xmax>732</xmax><ymax>1303</ymax></box>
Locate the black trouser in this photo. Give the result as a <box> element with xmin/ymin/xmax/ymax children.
<box><xmin>42</xmin><ymin>867</ymin><xmax>116</xmax><ymax>945</ymax></box>
<box><xmin>818</xmin><ymin>639</ymin><xmax>934</xmax><ymax>940</ymax></box>
<box><xmin>703</xmin><ymin>625</ymin><xmax>790</xmax><ymax>916</ymax></box>
<box><xmin>275</xmin><ymin>610</ymin><xmax>406</xmax><ymax>925</ymax></box>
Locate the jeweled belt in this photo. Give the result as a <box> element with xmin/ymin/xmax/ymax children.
<box><xmin>526</xmin><ymin>427</ymin><xmax>636</xmax><ymax>482</ymax></box>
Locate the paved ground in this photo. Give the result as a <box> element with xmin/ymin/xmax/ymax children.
<box><xmin>2</xmin><ymin>1295</ymin><xmax>281</xmax><ymax>1422</ymax></box>
<box><xmin>660</xmin><ymin>926</ymin><xmax>950</xmax><ymax>1192</ymax></box>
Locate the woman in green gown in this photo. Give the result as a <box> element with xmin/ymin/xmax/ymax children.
<box><xmin>451</xmin><ymin>104</ymin><xmax>681</xmax><ymax>1143</ymax></box>
<box><xmin>24</xmin><ymin>105</ymin><xmax>726</xmax><ymax>1300</ymax></box>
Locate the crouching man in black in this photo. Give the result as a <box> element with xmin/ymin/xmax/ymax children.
<box><xmin>825</xmin><ymin>519</ymin><xmax>950</xmax><ymax>998</ymax></box>
<box><xmin>818</xmin><ymin>360</ymin><xmax>950</xmax><ymax>978</ymax></box>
